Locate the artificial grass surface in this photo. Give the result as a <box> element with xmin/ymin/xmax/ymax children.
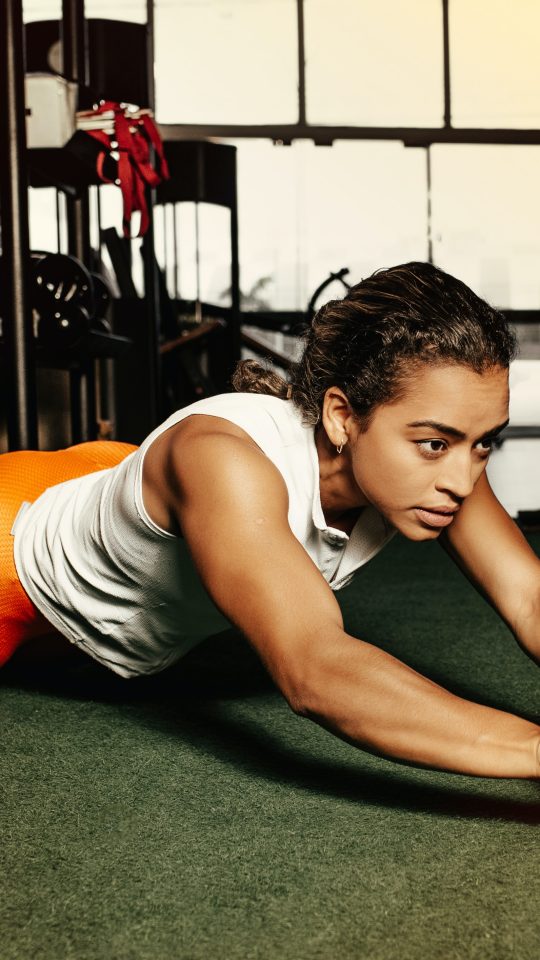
<box><xmin>1</xmin><ymin>534</ymin><xmax>539</xmax><ymax>960</ymax></box>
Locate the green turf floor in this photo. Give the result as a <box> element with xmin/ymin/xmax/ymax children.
<box><xmin>1</xmin><ymin>534</ymin><xmax>539</xmax><ymax>960</ymax></box>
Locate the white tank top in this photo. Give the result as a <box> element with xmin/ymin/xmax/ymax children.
<box><xmin>12</xmin><ymin>393</ymin><xmax>395</xmax><ymax>678</ymax></box>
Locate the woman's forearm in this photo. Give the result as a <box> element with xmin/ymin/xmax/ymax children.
<box><xmin>299</xmin><ymin>631</ymin><xmax>540</xmax><ymax>779</ymax></box>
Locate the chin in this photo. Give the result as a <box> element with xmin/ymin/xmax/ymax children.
<box><xmin>394</xmin><ymin>518</ymin><xmax>443</xmax><ymax>542</ymax></box>
<box><xmin>409</xmin><ymin>527</ymin><xmax>443</xmax><ymax>542</ymax></box>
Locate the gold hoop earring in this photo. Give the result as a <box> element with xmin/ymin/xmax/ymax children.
<box><xmin>336</xmin><ymin>439</ymin><xmax>346</xmax><ymax>455</ymax></box>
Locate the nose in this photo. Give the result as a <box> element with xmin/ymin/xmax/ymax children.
<box><xmin>435</xmin><ymin>452</ymin><xmax>476</xmax><ymax>502</ymax></box>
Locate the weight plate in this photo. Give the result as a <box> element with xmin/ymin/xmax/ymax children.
<box><xmin>37</xmin><ymin>301</ymin><xmax>90</xmax><ymax>349</ymax></box>
<box><xmin>90</xmin><ymin>272</ymin><xmax>112</xmax><ymax>322</ymax></box>
<box><xmin>32</xmin><ymin>253</ymin><xmax>95</xmax><ymax>318</ymax></box>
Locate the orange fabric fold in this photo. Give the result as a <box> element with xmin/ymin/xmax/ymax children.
<box><xmin>0</xmin><ymin>441</ymin><xmax>136</xmax><ymax>666</ymax></box>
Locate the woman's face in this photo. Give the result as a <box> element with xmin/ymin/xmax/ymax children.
<box><xmin>347</xmin><ymin>362</ymin><xmax>510</xmax><ymax>540</ymax></box>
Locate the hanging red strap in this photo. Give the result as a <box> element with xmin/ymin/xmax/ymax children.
<box><xmin>79</xmin><ymin>101</ymin><xmax>170</xmax><ymax>238</ymax></box>
<box><xmin>140</xmin><ymin>114</ymin><xmax>170</xmax><ymax>180</ymax></box>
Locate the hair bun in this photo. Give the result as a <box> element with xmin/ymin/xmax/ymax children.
<box><xmin>231</xmin><ymin>359</ymin><xmax>291</xmax><ymax>399</ymax></box>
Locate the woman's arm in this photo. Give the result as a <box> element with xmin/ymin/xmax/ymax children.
<box><xmin>164</xmin><ymin>421</ymin><xmax>540</xmax><ymax>779</ymax></box>
<box><xmin>440</xmin><ymin>470</ymin><xmax>540</xmax><ymax>666</ymax></box>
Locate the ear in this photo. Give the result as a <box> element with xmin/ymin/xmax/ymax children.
<box><xmin>320</xmin><ymin>386</ymin><xmax>355</xmax><ymax>447</ymax></box>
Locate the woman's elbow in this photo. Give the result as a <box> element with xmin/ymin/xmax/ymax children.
<box><xmin>257</xmin><ymin>623</ymin><xmax>346</xmax><ymax>718</ymax></box>
<box><xmin>280</xmin><ymin>653</ymin><xmax>332</xmax><ymax>719</ymax></box>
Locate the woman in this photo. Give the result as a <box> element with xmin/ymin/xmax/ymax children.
<box><xmin>2</xmin><ymin>261</ymin><xmax>539</xmax><ymax>779</ymax></box>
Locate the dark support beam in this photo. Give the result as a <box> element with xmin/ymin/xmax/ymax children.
<box><xmin>65</xmin><ymin>191</ymin><xmax>91</xmax><ymax>265</ymax></box>
<box><xmin>0</xmin><ymin>0</ymin><xmax>38</xmax><ymax>450</ymax></box>
<box><xmin>61</xmin><ymin>0</ymin><xmax>90</xmax><ymax>265</ymax></box>
<box><xmin>61</xmin><ymin>0</ymin><xmax>88</xmax><ymax>82</ymax></box>
<box><xmin>146</xmin><ymin>0</ymin><xmax>156</xmax><ymax>111</ymax></box>
<box><xmin>296</xmin><ymin>0</ymin><xmax>307</xmax><ymax>127</ymax></box>
<box><xmin>442</xmin><ymin>0</ymin><xmax>451</xmax><ymax>127</ymax></box>
<box><xmin>161</xmin><ymin>123</ymin><xmax>540</xmax><ymax>148</ymax></box>
<box><xmin>62</xmin><ymin>0</ymin><xmax>95</xmax><ymax>439</ymax></box>
<box><xmin>141</xmin><ymin>217</ymin><xmax>161</xmax><ymax>428</ymax></box>
<box><xmin>135</xmin><ymin>0</ymin><xmax>161</xmax><ymax>430</ymax></box>
<box><xmin>229</xmin><ymin>157</ymin><xmax>241</xmax><ymax>377</ymax></box>
<box><xmin>69</xmin><ymin>360</ymin><xmax>95</xmax><ymax>445</ymax></box>
<box><xmin>426</xmin><ymin>147</ymin><xmax>433</xmax><ymax>264</ymax></box>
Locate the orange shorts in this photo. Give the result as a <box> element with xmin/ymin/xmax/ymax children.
<box><xmin>0</xmin><ymin>440</ymin><xmax>137</xmax><ymax>667</ymax></box>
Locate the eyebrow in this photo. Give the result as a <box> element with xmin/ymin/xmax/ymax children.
<box><xmin>406</xmin><ymin>419</ymin><xmax>510</xmax><ymax>441</ymax></box>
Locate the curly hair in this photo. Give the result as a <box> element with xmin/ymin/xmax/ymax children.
<box><xmin>231</xmin><ymin>262</ymin><xmax>517</xmax><ymax>427</ymax></box>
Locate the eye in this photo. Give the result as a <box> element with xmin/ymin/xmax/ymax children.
<box><xmin>476</xmin><ymin>436</ymin><xmax>494</xmax><ymax>455</ymax></box>
<box><xmin>416</xmin><ymin>439</ymin><xmax>447</xmax><ymax>458</ymax></box>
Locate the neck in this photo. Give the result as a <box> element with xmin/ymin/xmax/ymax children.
<box><xmin>314</xmin><ymin>426</ymin><xmax>369</xmax><ymax>524</ymax></box>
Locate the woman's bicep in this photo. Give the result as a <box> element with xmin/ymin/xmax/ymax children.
<box><xmin>170</xmin><ymin>432</ymin><xmax>344</xmax><ymax>705</ymax></box>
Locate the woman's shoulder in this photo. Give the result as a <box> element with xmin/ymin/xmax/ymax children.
<box><xmin>160</xmin><ymin>391</ymin><xmax>301</xmax><ymax>449</ymax></box>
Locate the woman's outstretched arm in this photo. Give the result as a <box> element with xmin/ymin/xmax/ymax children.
<box><xmin>163</xmin><ymin>420</ymin><xmax>540</xmax><ymax>780</ymax></box>
<box><xmin>440</xmin><ymin>471</ymin><xmax>540</xmax><ymax>667</ymax></box>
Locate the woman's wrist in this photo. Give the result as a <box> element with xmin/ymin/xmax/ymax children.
<box><xmin>476</xmin><ymin>724</ymin><xmax>540</xmax><ymax>780</ymax></box>
<box><xmin>534</xmin><ymin>733</ymin><xmax>540</xmax><ymax>779</ymax></box>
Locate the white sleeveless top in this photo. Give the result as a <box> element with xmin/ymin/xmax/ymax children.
<box><xmin>12</xmin><ymin>393</ymin><xmax>395</xmax><ymax>678</ymax></box>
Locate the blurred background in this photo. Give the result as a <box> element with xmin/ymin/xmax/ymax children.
<box><xmin>2</xmin><ymin>0</ymin><xmax>540</xmax><ymax>517</ymax></box>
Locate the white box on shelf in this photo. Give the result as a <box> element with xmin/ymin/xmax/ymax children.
<box><xmin>25</xmin><ymin>73</ymin><xmax>77</xmax><ymax>149</ymax></box>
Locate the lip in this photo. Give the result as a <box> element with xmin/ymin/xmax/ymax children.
<box><xmin>414</xmin><ymin>507</ymin><xmax>458</xmax><ymax>528</ymax></box>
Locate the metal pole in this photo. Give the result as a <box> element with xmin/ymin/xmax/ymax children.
<box><xmin>296</xmin><ymin>0</ymin><xmax>306</xmax><ymax>126</ymax></box>
<box><xmin>229</xmin><ymin>148</ymin><xmax>241</xmax><ymax>376</ymax></box>
<box><xmin>61</xmin><ymin>0</ymin><xmax>91</xmax><ymax>265</ymax></box>
<box><xmin>62</xmin><ymin>0</ymin><xmax>88</xmax><ymax>83</ymax></box>
<box><xmin>442</xmin><ymin>0</ymin><xmax>451</xmax><ymax>127</ymax></box>
<box><xmin>172</xmin><ymin>203</ymin><xmax>179</xmax><ymax>299</ymax></box>
<box><xmin>426</xmin><ymin>147</ymin><xmax>433</xmax><ymax>265</ymax></box>
<box><xmin>146</xmin><ymin>0</ymin><xmax>156</xmax><ymax>110</ymax></box>
<box><xmin>61</xmin><ymin>0</ymin><xmax>97</xmax><ymax>439</ymax></box>
<box><xmin>0</xmin><ymin>0</ymin><xmax>39</xmax><ymax>450</ymax></box>
<box><xmin>141</xmin><ymin>0</ymin><xmax>161</xmax><ymax>426</ymax></box>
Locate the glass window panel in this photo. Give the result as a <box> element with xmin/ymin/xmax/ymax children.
<box><xmin>155</xmin><ymin>202</ymin><xmax>232</xmax><ymax>306</ymax></box>
<box><xmin>174</xmin><ymin>204</ymin><xmax>198</xmax><ymax>302</ymax></box>
<box><xmin>233</xmin><ymin>140</ymin><xmax>302</xmax><ymax>311</ymax></box>
<box><xmin>24</xmin><ymin>1</ymin><xmax>145</xmax><ymax>23</ymax></box>
<box><xmin>305</xmin><ymin>0</ymin><xmax>444</xmax><ymax>126</ymax></box>
<box><xmin>95</xmin><ymin>185</ymin><xmax>144</xmax><ymax>296</ymax></box>
<box><xmin>431</xmin><ymin>145</ymin><xmax>540</xmax><ymax>309</ymax></box>
<box><xmin>154</xmin><ymin>205</ymin><xmax>179</xmax><ymax>299</ymax></box>
<box><xmin>154</xmin><ymin>0</ymin><xmax>298</xmax><ymax>124</ymax></box>
<box><xmin>84</xmin><ymin>1</ymin><xmax>146</xmax><ymax>22</ymax></box>
<box><xmin>28</xmin><ymin>188</ymin><xmax>58</xmax><ymax>253</ymax></box>
<box><xmin>450</xmin><ymin>0</ymin><xmax>540</xmax><ymax>128</ymax></box>
<box><xmin>231</xmin><ymin>139</ymin><xmax>428</xmax><ymax>312</ymax></box>
<box><xmin>23</xmin><ymin>1</ymin><xmax>61</xmax><ymax>23</ymax></box>
<box><xmin>198</xmin><ymin>204</ymin><xmax>232</xmax><ymax>307</ymax></box>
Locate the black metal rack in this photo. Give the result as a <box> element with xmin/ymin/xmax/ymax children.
<box><xmin>0</xmin><ymin>2</ymin><xmax>157</xmax><ymax>450</ymax></box>
<box><xmin>0</xmin><ymin>0</ymin><xmax>123</xmax><ymax>450</ymax></box>
<box><xmin>110</xmin><ymin>140</ymin><xmax>242</xmax><ymax>444</ymax></box>
<box><xmin>0</xmin><ymin>0</ymin><xmax>38</xmax><ymax>450</ymax></box>
<box><xmin>156</xmin><ymin>140</ymin><xmax>241</xmax><ymax>383</ymax></box>
<box><xmin>1</xmin><ymin>1</ymin><xmax>243</xmax><ymax>451</ymax></box>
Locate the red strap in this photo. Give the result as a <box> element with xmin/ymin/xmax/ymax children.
<box><xmin>80</xmin><ymin>102</ymin><xmax>170</xmax><ymax>238</ymax></box>
<box><xmin>140</xmin><ymin>114</ymin><xmax>170</xmax><ymax>180</ymax></box>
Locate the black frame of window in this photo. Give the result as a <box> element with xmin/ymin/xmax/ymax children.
<box><xmin>160</xmin><ymin>0</ymin><xmax>540</xmax><ymax>147</ymax></box>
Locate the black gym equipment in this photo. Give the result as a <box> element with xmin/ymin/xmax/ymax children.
<box><xmin>32</xmin><ymin>252</ymin><xmax>94</xmax><ymax>348</ymax></box>
<box><xmin>0</xmin><ymin>0</ymin><xmax>38</xmax><ymax>449</ymax></box>
<box><xmin>32</xmin><ymin>252</ymin><xmax>94</xmax><ymax>316</ymax></box>
<box><xmin>306</xmin><ymin>267</ymin><xmax>351</xmax><ymax>320</ymax></box>
<box><xmin>37</xmin><ymin>301</ymin><xmax>91</xmax><ymax>349</ymax></box>
<box><xmin>89</xmin><ymin>272</ymin><xmax>112</xmax><ymax>333</ymax></box>
<box><xmin>25</xmin><ymin>18</ymin><xmax>150</xmax><ymax>109</ymax></box>
<box><xmin>29</xmin><ymin>252</ymin><xmax>115</xmax><ymax>347</ymax></box>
